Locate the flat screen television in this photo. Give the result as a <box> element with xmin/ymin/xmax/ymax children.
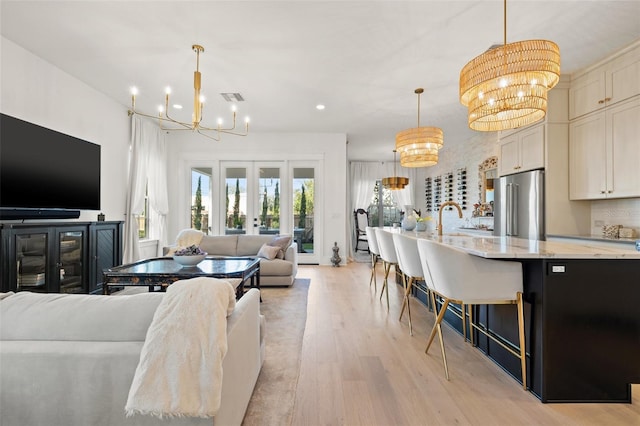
<box><xmin>0</xmin><ymin>113</ymin><xmax>101</xmax><ymax>219</ymax></box>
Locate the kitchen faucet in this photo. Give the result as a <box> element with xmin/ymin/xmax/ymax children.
<box><xmin>437</xmin><ymin>201</ymin><xmax>463</xmax><ymax>236</ymax></box>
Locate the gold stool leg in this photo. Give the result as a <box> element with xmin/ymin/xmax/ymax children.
<box><xmin>369</xmin><ymin>255</ymin><xmax>377</xmax><ymax>291</ymax></box>
<box><xmin>380</xmin><ymin>262</ymin><xmax>390</xmax><ymax>310</ymax></box>
<box><xmin>461</xmin><ymin>303</ymin><xmax>467</xmax><ymax>342</ymax></box>
<box><xmin>469</xmin><ymin>304</ymin><xmax>475</xmax><ymax>346</ymax></box>
<box><xmin>426</xmin><ymin>297</ymin><xmax>450</xmax><ymax>381</ymax></box>
<box><xmin>399</xmin><ymin>275</ymin><xmax>413</xmax><ymax>336</ymax></box>
<box><xmin>517</xmin><ymin>292</ymin><xmax>527</xmax><ymax>390</ymax></box>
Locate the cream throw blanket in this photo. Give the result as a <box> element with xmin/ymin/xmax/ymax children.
<box><xmin>125</xmin><ymin>277</ymin><xmax>236</xmax><ymax>418</ymax></box>
<box><xmin>176</xmin><ymin>229</ymin><xmax>204</xmax><ymax>248</ymax></box>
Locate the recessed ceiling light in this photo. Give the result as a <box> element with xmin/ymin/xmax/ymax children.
<box><xmin>316</xmin><ymin>104</ymin><xmax>325</xmax><ymax>110</ymax></box>
<box><xmin>173</xmin><ymin>104</ymin><xmax>183</xmax><ymax>109</ymax></box>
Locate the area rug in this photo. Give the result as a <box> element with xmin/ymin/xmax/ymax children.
<box><xmin>241</xmin><ymin>278</ymin><xmax>310</xmax><ymax>426</ymax></box>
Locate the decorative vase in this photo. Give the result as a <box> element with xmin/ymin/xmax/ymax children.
<box><xmin>401</xmin><ymin>215</ymin><xmax>416</xmax><ymax>231</ymax></box>
<box><xmin>331</xmin><ymin>242</ymin><xmax>341</xmax><ymax>267</ymax></box>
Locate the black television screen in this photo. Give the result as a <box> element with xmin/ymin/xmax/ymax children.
<box><xmin>0</xmin><ymin>113</ymin><xmax>101</xmax><ymax>213</ymax></box>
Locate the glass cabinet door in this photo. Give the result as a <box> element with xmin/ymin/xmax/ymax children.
<box><xmin>57</xmin><ymin>230</ymin><xmax>85</xmax><ymax>294</ymax></box>
<box><xmin>16</xmin><ymin>233</ymin><xmax>48</xmax><ymax>292</ymax></box>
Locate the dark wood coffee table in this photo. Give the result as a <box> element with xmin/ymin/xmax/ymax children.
<box><xmin>102</xmin><ymin>256</ymin><xmax>260</xmax><ymax>299</ymax></box>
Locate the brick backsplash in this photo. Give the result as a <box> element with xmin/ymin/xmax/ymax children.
<box><xmin>591</xmin><ymin>198</ymin><xmax>640</xmax><ymax>236</ymax></box>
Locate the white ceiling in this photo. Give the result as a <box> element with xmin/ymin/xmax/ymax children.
<box><xmin>2</xmin><ymin>1</ymin><xmax>639</xmax><ymax>161</ymax></box>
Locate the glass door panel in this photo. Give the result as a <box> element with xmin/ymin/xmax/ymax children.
<box><xmin>16</xmin><ymin>233</ymin><xmax>48</xmax><ymax>292</ymax></box>
<box><xmin>58</xmin><ymin>230</ymin><xmax>84</xmax><ymax>294</ymax></box>
<box><xmin>293</xmin><ymin>168</ymin><xmax>314</xmax><ymax>254</ymax></box>
<box><xmin>258</xmin><ymin>167</ymin><xmax>281</xmax><ymax>235</ymax></box>
<box><xmin>191</xmin><ymin>167</ymin><xmax>212</xmax><ymax>234</ymax></box>
<box><xmin>225</xmin><ymin>167</ymin><xmax>248</xmax><ymax>235</ymax></box>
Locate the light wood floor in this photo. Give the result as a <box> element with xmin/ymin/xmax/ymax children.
<box><xmin>291</xmin><ymin>262</ymin><xmax>640</xmax><ymax>426</ymax></box>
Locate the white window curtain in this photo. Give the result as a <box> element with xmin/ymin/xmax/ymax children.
<box><xmin>348</xmin><ymin>161</ymin><xmax>382</xmax><ymax>256</ymax></box>
<box><xmin>123</xmin><ymin>116</ymin><xmax>167</xmax><ymax>263</ymax></box>
<box><xmin>147</xmin><ymin>134</ymin><xmax>169</xmax><ymax>256</ymax></box>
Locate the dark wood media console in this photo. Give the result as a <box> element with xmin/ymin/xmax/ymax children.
<box><xmin>1</xmin><ymin>221</ymin><xmax>123</xmax><ymax>295</ymax></box>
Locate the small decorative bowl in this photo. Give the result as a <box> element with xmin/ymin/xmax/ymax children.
<box><xmin>172</xmin><ymin>254</ymin><xmax>206</xmax><ymax>267</ymax></box>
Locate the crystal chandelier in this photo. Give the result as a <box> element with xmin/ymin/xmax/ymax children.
<box><xmin>128</xmin><ymin>44</ymin><xmax>249</xmax><ymax>141</ymax></box>
<box><xmin>459</xmin><ymin>0</ymin><xmax>560</xmax><ymax>131</ymax></box>
<box><xmin>395</xmin><ymin>88</ymin><xmax>443</xmax><ymax>167</ymax></box>
<box><xmin>382</xmin><ymin>150</ymin><xmax>409</xmax><ymax>190</ymax></box>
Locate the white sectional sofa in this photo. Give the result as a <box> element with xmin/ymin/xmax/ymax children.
<box><xmin>0</xmin><ymin>287</ymin><xmax>265</xmax><ymax>426</ymax></box>
<box><xmin>167</xmin><ymin>232</ymin><xmax>298</xmax><ymax>287</ymax></box>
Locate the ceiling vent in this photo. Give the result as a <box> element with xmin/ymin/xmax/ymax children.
<box><xmin>220</xmin><ymin>93</ymin><xmax>245</xmax><ymax>102</ymax></box>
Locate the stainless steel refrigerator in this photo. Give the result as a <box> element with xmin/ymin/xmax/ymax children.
<box><xmin>493</xmin><ymin>169</ymin><xmax>545</xmax><ymax>240</ymax></box>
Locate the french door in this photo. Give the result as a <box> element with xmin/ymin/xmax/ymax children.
<box><xmin>221</xmin><ymin>162</ymin><xmax>286</xmax><ymax>236</ymax></box>
<box><xmin>219</xmin><ymin>161</ymin><xmax>320</xmax><ymax>264</ymax></box>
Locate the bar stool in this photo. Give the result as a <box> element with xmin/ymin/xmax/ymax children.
<box><xmin>417</xmin><ymin>239</ymin><xmax>527</xmax><ymax>389</ymax></box>
<box><xmin>365</xmin><ymin>226</ymin><xmax>380</xmax><ymax>292</ymax></box>
<box><xmin>392</xmin><ymin>233</ymin><xmax>427</xmax><ymax>336</ymax></box>
<box><xmin>374</xmin><ymin>228</ymin><xmax>398</xmax><ymax>310</ymax></box>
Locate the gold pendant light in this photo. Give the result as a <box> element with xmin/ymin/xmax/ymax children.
<box><xmin>382</xmin><ymin>150</ymin><xmax>409</xmax><ymax>190</ymax></box>
<box><xmin>128</xmin><ymin>45</ymin><xmax>250</xmax><ymax>141</ymax></box>
<box><xmin>395</xmin><ymin>88</ymin><xmax>443</xmax><ymax>167</ymax></box>
<box><xmin>459</xmin><ymin>0</ymin><xmax>560</xmax><ymax>131</ymax></box>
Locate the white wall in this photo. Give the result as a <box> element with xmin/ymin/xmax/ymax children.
<box><xmin>415</xmin><ymin>132</ymin><xmax>499</xmax><ymax>233</ymax></box>
<box><xmin>165</xmin><ymin>130</ymin><xmax>348</xmax><ymax>265</ymax></box>
<box><xmin>1</xmin><ymin>36</ymin><xmax>129</xmax><ymax>223</ymax></box>
<box><xmin>591</xmin><ymin>198</ymin><xmax>640</xmax><ymax>237</ymax></box>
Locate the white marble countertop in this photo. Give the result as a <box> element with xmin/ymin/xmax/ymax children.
<box><xmin>389</xmin><ymin>228</ymin><xmax>640</xmax><ymax>259</ymax></box>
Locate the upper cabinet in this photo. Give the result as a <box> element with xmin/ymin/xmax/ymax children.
<box><xmin>569</xmin><ymin>97</ymin><xmax>640</xmax><ymax>200</ymax></box>
<box><xmin>569</xmin><ymin>43</ymin><xmax>640</xmax><ymax>119</ymax></box>
<box><xmin>569</xmin><ymin>41</ymin><xmax>640</xmax><ymax>201</ymax></box>
<box><xmin>498</xmin><ymin>124</ymin><xmax>545</xmax><ymax>177</ymax></box>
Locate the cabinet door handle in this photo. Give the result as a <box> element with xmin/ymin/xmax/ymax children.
<box><xmin>600</xmin><ymin>191</ymin><xmax>606</xmax><ymax>194</ymax></box>
<box><xmin>604</xmin><ymin>97</ymin><xmax>611</xmax><ymax>102</ymax></box>
<box><xmin>598</xmin><ymin>99</ymin><xmax>605</xmax><ymax>104</ymax></box>
<box><xmin>607</xmin><ymin>190</ymin><xmax>613</xmax><ymax>194</ymax></box>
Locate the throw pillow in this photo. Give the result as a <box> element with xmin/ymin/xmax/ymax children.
<box><xmin>268</xmin><ymin>235</ymin><xmax>292</xmax><ymax>259</ymax></box>
<box><xmin>257</xmin><ymin>243</ymin><xmax>280</xmax><ymax>260</ymax></box>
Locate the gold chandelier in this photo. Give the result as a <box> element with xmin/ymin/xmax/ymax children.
<box><xmin>395</xmin><ymin>88</ymin><xmax>443</xmax><ymax>167</ymax></box>
<box><xmin>459</xmin><ymin>0</ymin><xmax>560</xmax><ymax>131</ymax></box>
<box><xmin>382</xmin><ymin>150</ymin><xmax>409</xmax><ymax>190</ymax></box>
<box><xmin>128</xmin><ymin>44</ymin><xmax>249</xmax><ymax>141</ymax></box>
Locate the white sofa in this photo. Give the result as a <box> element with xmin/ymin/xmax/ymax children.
<box><xmin>0</xmin><ymin>287</ymin><xmax>265</xmax><ymax>426</ymax></box>
<box><xmin>166</xmin><ymin>232</ymin><xmax>298</xmax><ymax>287</ymax></box>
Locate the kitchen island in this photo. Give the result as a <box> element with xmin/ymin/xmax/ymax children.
<box><xmin>402</xmin><ymin>231</ymin><xmax>640</xmax><ymax>403</ymax></box>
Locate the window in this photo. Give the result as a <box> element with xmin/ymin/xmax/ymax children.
<box><xmin>138</xmin><ymin>184</ymin><xmax>149</xmax><ymax>239</ymax></box>
<box><xmin>368</xmin><ymin>181</ymin><xmax>402</xmax><ymax>227</ymax></box>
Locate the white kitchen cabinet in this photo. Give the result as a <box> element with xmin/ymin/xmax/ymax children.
<box><xmin>498</xmin><ymin>124</ymin><xmax>545</xmax><ymax>176</ymax></box>
<box><xmin>570</xmin><ymin>97</ymin><xmax>640</xmax><ymax>200</ymax></box>
<box><xmin>569</xmin><ymin>43</ymin><xmax>640</xmax><ymax>119</ymax></box>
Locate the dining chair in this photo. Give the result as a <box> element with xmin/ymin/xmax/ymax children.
<box><xmin>416</xmin><ymin>239</ymin><xmax>527</xmax><ymax>389</ymax></box>
<box><xmin>365</xmin><ymin>226</ymin><xmax>380</xmax><ymax>292</ymax></box>
<box><xmin>353</xmin><ymin>209</ymin><xmax>370</xmax><ymax>253</ymax></box>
